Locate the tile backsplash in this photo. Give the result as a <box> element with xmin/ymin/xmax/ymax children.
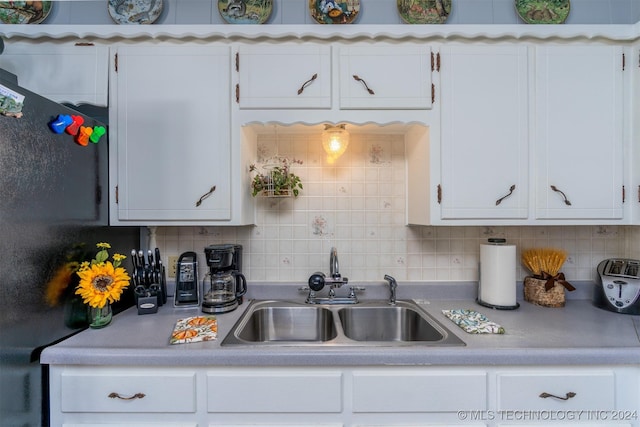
<box><xmin>154</xmin><ymin>132</ymin><xmax>633</xmax><ymax>285</ymax></box>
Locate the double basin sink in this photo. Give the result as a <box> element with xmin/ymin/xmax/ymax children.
<box><xmin>221</xmin><ymin>299</ymin><xmax>465</xmax><ymax>347</ymax></box>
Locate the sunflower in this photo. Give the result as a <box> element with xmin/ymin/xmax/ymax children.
<box><xmin>44</xmin><ymin>262</ymin><xmax>78</xmax><ymax>306</ymax></box>
<box><xmin>75</xmin><ymin>261</ymin><xmax>130</xmax><ymax>309</ymax></box>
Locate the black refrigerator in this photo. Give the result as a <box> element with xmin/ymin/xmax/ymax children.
<box><xmin>0</xmin><ymin>68</ymin><xmax>138</xmax><ymax>427</ymax></box>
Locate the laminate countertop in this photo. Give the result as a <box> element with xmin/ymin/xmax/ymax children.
<box><xmin>40</xmin><ymin>282</ymin><xmax>640</xmax><ymax>367</ymax></box>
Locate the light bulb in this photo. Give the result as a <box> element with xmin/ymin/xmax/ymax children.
<box><xmin>322</xmin><ymin>124</ymin><xmax>349</xmax><ymax>162</ymax></box>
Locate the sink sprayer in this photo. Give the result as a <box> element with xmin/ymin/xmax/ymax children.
<box><xmin>384</xmin><ymin>274</ymin><xmax>398</xmax><ymax>305</ymax></box>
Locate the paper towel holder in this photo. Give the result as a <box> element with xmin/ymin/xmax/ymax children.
<box><xmin>477</xmin><ymin>238</ymin><xmax>520</xmax><ymax>310</ymax></box>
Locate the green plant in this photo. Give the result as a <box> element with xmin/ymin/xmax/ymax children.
<box><xmin>249</xmin><ymin>158</ymin><xmax>303</xmax><ymax>198</ymax></box>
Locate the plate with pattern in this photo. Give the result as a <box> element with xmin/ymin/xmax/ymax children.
<box><xmin>218</xmin><ymin>0</ymin><xmax>273</xmax><ymax>24</ymax></box>
<box><xmin>309</xmin><ymin>0</ymin><xmax>360</xmax><ymax>24</ymax></box>
<box><xmin>515</xmin><ymin>0</ymin><xmax>570</xmax><ymax>24</ymax></box>
<box><xmin>108</xmin><ymin>0</ymin><xmax>163</xmax><ymax>25</ymax></box>
<box><xmin>0</xmin><ymin>1</ymin><xmax>52</xmax><ymax>24</ymax></box>
<box><xmin>397</xmin><ymin>0</ymin><xmax>452</xmax><ymax>24</ymax></box>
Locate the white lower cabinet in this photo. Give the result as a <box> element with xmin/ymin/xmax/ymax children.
<box><xmin>497</xmin><ymin>371</ymin><xmax>615</xmax><ymax>411</ymax></box>
<box><xmin>351</xmin><ymin>370</ymin><xmax>487</xmax><ymax>413</ymax></box>
<box><xmin>206</xmin><ymin>369</ymin><xmax>343</xmax><ymax>413</ymax></box>
<box><xmin>49</xmin><ymin>365</ymin><xmax>639</xmax><ymax>426</ymax></box>
<box><xmin>61</xmin><ymin>424</ymin><xmax>196</xmax><ymax>427</ymax></box>
<box><xmin>494</xmin><ymin>367</ymin><xmax>639</xmax><ymax>427</ymax></box>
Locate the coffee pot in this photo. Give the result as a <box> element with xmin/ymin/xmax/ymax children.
<box><xmin>201</xmin><ymin>244</ymin><xmax>247</xmax><ymax>314</ymax></box>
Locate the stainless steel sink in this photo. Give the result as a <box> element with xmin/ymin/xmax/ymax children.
<box><xmin>221</xmin><ymin>300</ymin><xmax>465</xmax><ymax>346</ymax></box>
<box><xmin>234</xmin><ymin>303</ymin><xmax>337</xmax><ymax>342</ymax></box>
<box><xmin>337</xmin><ymin>304</ymin><xmax>445</xmax><ymax>342</ymax></box>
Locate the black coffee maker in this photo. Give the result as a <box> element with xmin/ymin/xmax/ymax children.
<box><xmin>202</xmin><ymin>244</ymin><xmax>247</xmax><ymax>314</ymax></box>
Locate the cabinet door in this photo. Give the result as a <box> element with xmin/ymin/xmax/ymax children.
<box><xmin>352</xmin><ymin>370</ymin><xmax>487</xmax><ymax>412</ymax></box>
<box><xmin>635</xmin><ymin>43</ymin><xmax>640</xmax><ymax>224</ymax></box>
<box><xmin>0</xmin><ymin>41</ymin><xmax>108</xmax><ymax>106</ymax></box>
<box><xmin>111</xmin><ymin>45</ymin><xmax>231</xmax><ymax>222</ymax></box>
<box><xmin>439</xmin><ymin>45</ymin><xmax>529</xmax><ymax>220</ymax></box>
<box><xmin>207</xmin><ymin>369</ymin><xmax>342</xmax><ymax>413</ymax></box>
<box><xmin>236</xmin><ymin>44</ymin><xmax>331</xmax><ymax>109</ymax></box>
<box><xmin>534</xmin><ymin>45</ymin><xmax>624</xmax><ymax>220</ymax></box>
<box><xmin>338</xmin><ymin>45</ymin><xmax>432</xmax><ymax>110</ymax></box>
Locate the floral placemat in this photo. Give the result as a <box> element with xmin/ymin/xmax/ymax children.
<box><xmin>170</xmin><ymin>316</ymin><xmax>217</xmax><ymax>344</ymax></box>
<box><xmin>442</xmin><ymin>309</ymin><xmax>505</xmax><ymax>334</ymax></box>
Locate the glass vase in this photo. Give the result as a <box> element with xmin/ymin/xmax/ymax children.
<box><xmin>88</xmin><ymin>303</ymin><xmax>112</xmax><ymax>329</ymax></box>
<box><xmin>63</xmin><ymin>294</ymin><xmax>89</xmax><ymax>329</ymax></box>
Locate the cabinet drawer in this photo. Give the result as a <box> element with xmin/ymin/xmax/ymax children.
<box><xmin>497</xmin><ymin>371</ymin><xmax>615</xmax><ymax>411</ymax></box>
<box><xmin>352</xmin><ymin>370</ymin><xmax>487</xmax><ymax>412</ymax></box>
<box><xmin>207</xmin><ymin>370</ymin><xmax>342</xmax><ymax>413</ymax></box>
<box><xmin>60</xmin><ymin>369</ymin><xmax>196</xmax><ymax>413</ymax></box>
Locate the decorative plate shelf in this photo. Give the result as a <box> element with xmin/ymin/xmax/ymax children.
<box><xmin>0</xmin><ymin>24</ymin><xmax>636</xmax><ymax>43</ymax></box>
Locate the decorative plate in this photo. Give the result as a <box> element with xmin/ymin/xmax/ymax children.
<box><xmin>515</xmin><ymin>0</ymin><xmax>570</xmax><ymax>24</ymax></box>
<box><xmin>108</xmin><ymin>0</ymin><xmax>163</xmax><ymax>25</ymax></box>
<box><xmin>397</xmin><ymin>0</ymin><xmax>452</xmax><ymax>24</ymax></box>
<box><xmin>309</xmin><ymin>0</ymin><xmax>360</xmax><ymax>24</ymax></box>
<box><xmin>218</xmin><ymin>0</ymin><xmax>273</xmax><ymax>24</ymax></box>
<box><xmin>0</xmin><ymin>1</ymin><xmax>52</xmax><ymax>24</ymax></box>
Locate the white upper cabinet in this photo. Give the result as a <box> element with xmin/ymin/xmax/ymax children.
<box><xmin>234</xmin><ymin>43</ymin><xmax>435</xmax><ymax>124</ymax></box>
<box><xmin>409</xmin><ymin>43</ymin><xmax>630</xmax><ymax>225</ymax></box>
<box><xmin>338</xmin><ymin>45</ymin><xmax>433</xmax><ymax>110</ymax></box>
<box><xmin>110</xmin><ymin>45</ymin><xmax>237</xmax><ymax>225</ymax></box>
<box><xmin>0</xmin><ymin>41</ymin><xmax>108</xmax><ymax>106</ymax></box>
<box><xmin>633</xmin><ymin>43</ymin><xmax>640</xmax><ymax>224</ymax></box>
<box><xmin>435</xmin><ymin>45</ymin><xmax>530</xmax><ymax>222</ymax></box>
<box><xmin>534</xmin><ymin>45</ymin><xmax>625</xmax><ymax>220</ymax></box>
<box><xmin>235</xmin><ymin>44</ymin><xmax>332</xmax><ymax>109</ymax></box>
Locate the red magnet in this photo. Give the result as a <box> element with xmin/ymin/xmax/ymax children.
<box><xmin>65</xmin><ymin>115</ymin><xmax>84</xmax><ymax>136</ymax></box>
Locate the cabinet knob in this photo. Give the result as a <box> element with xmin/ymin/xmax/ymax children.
<box><xmin>539</xmin><ymin>392</ymin><xmax>576</xmax><ymax>401</ymax></box>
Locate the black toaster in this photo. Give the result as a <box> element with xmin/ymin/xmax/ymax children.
<box><xmin>594</xmin><ymin>259</ymin><xmax>640</xmax><ymax>315</ymax></box>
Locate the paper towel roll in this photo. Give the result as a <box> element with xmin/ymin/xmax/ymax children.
<box><xmin>479</xmin><ymin>242</ymin><xmax>517</xmax><ymax>308</ymax></box>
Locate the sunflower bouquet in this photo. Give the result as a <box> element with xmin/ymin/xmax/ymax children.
<box><xmin>75</xmin><ymin>243</ymin><xmax>130</xmax><ymax>311</ymax></box>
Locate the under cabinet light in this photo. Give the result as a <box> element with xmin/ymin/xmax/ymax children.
<box><xmin>322</xmin><ymin>124</ymin><xmax>350</xmax><ymax>164</ymax></box>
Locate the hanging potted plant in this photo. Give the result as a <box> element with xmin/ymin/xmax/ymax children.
<box><xmin>249</xmin><ymin>157</ymin><xmax>303</xmax><ymax>198</ymax></box>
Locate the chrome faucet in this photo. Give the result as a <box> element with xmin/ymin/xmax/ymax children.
<box><xmin>384</xmin><ymin>274</ymin><xmax>397</xmax><ymax>305</ymax></box>
<box><xmin>303</xmin><ymin>247</ymin><xmax>362</xmax><ymax>304</ymax></box>
<box><xmin>325</xmin><ymin>247</ymin><xmax>347</xmax><ymax>288</ymax></box>
<box><xmin>330</xmin><ymin>247</ymin><xmax>340</xmax><ymax>279</ymax></box>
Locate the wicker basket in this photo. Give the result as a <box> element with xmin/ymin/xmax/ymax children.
<box><xmin>523</xmin><ymin>276</ymin><xmax>566</xmax><ymax>308</ymax></box>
